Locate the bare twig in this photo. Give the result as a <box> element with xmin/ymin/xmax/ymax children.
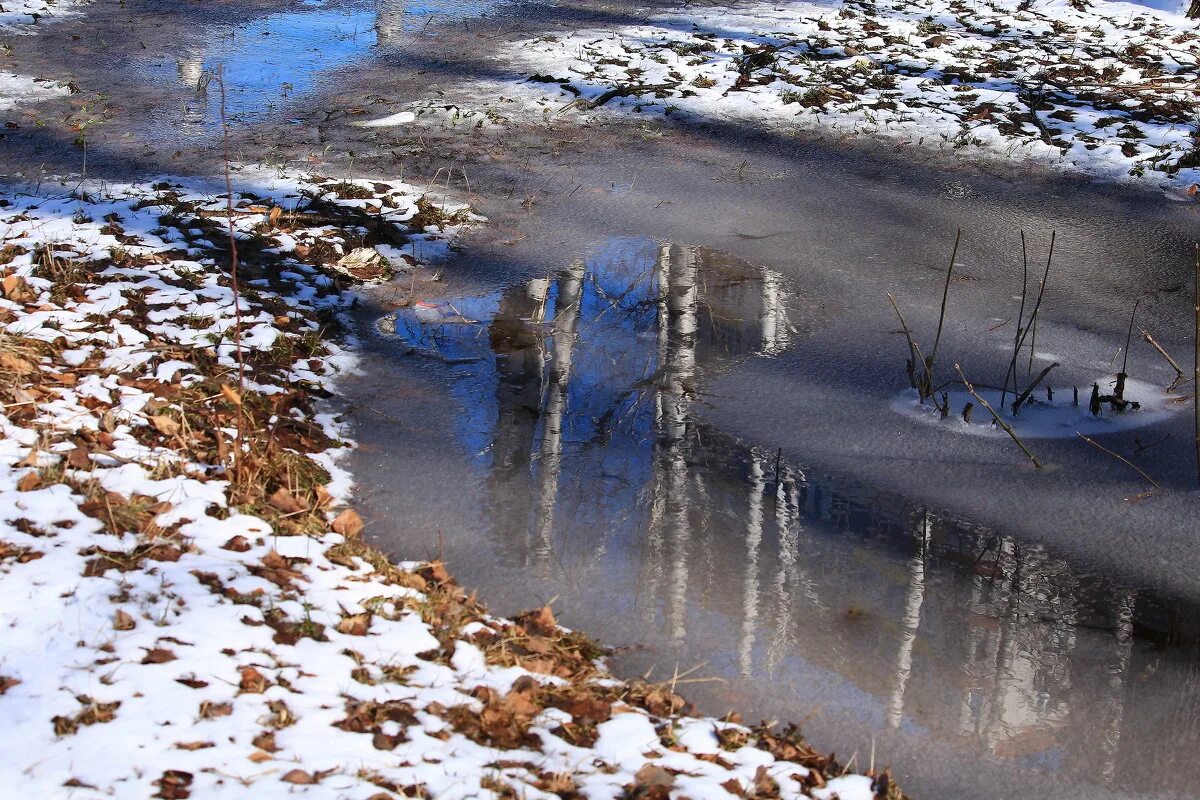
<box><xmin>1077</xmin><ymin>433</ymin><xmax>1159</xmax><ymax>489</ymax></box>
<box><xmin>1012</xmin><ymin>362</ymin><xmax>1059</xmax><ymax>414</ymax></box>
<box><xmin>1000</xmin><ymin>230</ymin><xmax>1029</xmax><ymax>409</ymax></box>
<box><xmin>887</xmin><ymin>292</ymin><xmax>936</xmax><ymax>406</ymax></box>
<box><xmin>927</xmin><ymin>229</ymin><xmax>961</xmax><ymax>386</ymax></box>
<box><xmin>1139</xmin><ymin>327</ymin><xmax>1185</xmax><ymax>382</ymax></box>
<box><xmin>956</xmin><ymin>364</ymin><xmax>1042</xmax><ymax>469</ymax></box>
<box><xmin>1121</xmin><ymin>297</ymin><xmax>1142</xmax><ymax>377</ymax></box>
<box><xmin>1012</xmin><ymin>231</ymin><xmax>1056</xmax><ymax>383</ymax></box>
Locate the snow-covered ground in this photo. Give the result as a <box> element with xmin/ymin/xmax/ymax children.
<box><xmin>0</xmin><ymin>0</ymin><xmax>81</xmax><ymax>29</ymax></box>
<box><xmin>508</xmin><ymin>0</ymin><xmax>1200</xmax><ymax>192</ymax></box>
<box><xmin>0</xmin><ymin>71</ymin><xmax>69</xmax><ymax>112</ymax></box>
<box><xmin>0</xmin><ymin>171</ymin><xmax>887</xmax><ymax>799</ymax></box>
<box><xmin>1</xmin><ymin>0</ymin><xmax>80</xmax><ymax>116</ymax></box>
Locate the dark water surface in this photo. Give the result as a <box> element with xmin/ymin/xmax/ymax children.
<box><xmin>6</xmin><ymin>0</ymin><xmax>1200</xmax><ymax>797</ymax></box>
<box><xmin>348</xmin><ymin>238</ymin><xmax>1200</xmax><ymax>800</ymax></box>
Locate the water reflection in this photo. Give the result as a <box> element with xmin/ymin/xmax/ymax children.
<box><xmin>381</xmin><ymin>237</ymin><xmax>1200</xmax><ymax>796</ymax></box>
<box><xmin>150</xmin><ymin>0</ymin><xmax>506</xmax><ymax>130</ymax></box>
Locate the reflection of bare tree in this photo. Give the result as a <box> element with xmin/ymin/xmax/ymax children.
<box><xmin>738</xmin><ymin>451</ymin><xmax>767</xmax><ymax>677</ymax></box>
<box><xmin>176</xmin><ymin>55</ymin><xmax>204</xmax><ymax>90</ymax></box>
<box><xmin>759</xmin><ymin>270</ymin><xmax>788</xmax><ymax>355</ymax></box>
<box><xmin>635</xmin><ymin>246</ymin><xmax>676</xmax><ymax>623</ymax></box>
<box><xmin>486</xmin><ymin>281</ymin><xmax>547</xmax><ymax>562</ymax></box>
<box><xmin>532</xmin><ymin>262</ymin><xmax>586</xmax><ymax>570</ymax></box>
<box><xmin>887</xmin><ymin>511</ymin><xmax>929</xmax><ymax>728</ymax></box>
<box><xmin>375</xmin><ymin>0</ymin><xmax>406</xmax><ymax>41</ymax></box>
<box><xmin>1098</xmin><ymin>590</ymin><xmax>1135</xmax><ymax>783</ymax></box>
<box><xmin>660</xmin><ymin>245</ymin><xmax>698</xmax><ymax>642</ymax></box>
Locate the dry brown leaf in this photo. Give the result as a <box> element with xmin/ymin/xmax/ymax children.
<box><xmin>198</xmin><ymin>701</ymin><xmax>232</xmax><ymax>719</ymax></box>
<box><xmin>113</xmin><ymin>610</ymin><xmax>136</xmax><ymax>631</ymax></box>
<box><xmin>0</xmin><ymin>351</ymin><xmax>34</xmax><ymax>375</ymax></box>
<box><xmin>280</xmin><ymin>769</ymin><xmax>315</xmax><ymax>785</ymax></box>
<box><xmin>239</xmin><ymin>666</ymin><xmax>268</xmax><ymax>694</ymax></box>
<box><xmin>525</xmin><ymin>606</ymin><xmax>557</xmax><ymax>637</ymax></box>
<box><xmin>153</xmin><ymin>769</ymin><xmax>193</xmax><ymax>799</ymax></box>
<box><xmin>221</xmin><ymin>535</ymin><xmax>251</xmax><ymax>552</ymax></box>
<box><xmin>268</xmin><ymin>487</ymin><xmax>305</xmax><ymax>515</ymax></box>
<box><xmin>635</xmin><ymin>764</ymin><xmax>675</xmax><ymax>789</ymax></box>
<box><xmin>313</xmin><ymin>484</ymin><xmax>333</xmax><ymax>508</ymax></box>
<box><xmin>142</xmin><ymin>648</ymin><xmax>177</xmax><ymax>664</ymax></box>
<box><xmin>16</xmin><ymin>472</ymin><xmax>40</xmax><ymax>492</ymax></box>
<box><xmin>174</xmin><ymin>741</ymin><xmax>213</xmax><ymax>751</ymax></box>
<box><xmin>67</xmin><ymin>445</ymin><xmax>91</xmax><ymax>470</ymax></box>
<box><xmin>330</xmin><ymin>508</ymin><xmax>363</xmax><ymax>538</ymax></box>
<box><xmin>248</xmin><ymin>750</ymin><xmax>273</xmax><ymax>763</ymax></box>
<box><xmin>251</xmin><ymin>731</ymin><xmax>277</xmax><ymax>752</ymax></box>
<box><xmin>150</xmin><ymin>415</ymin><xmax>181</xmax><ymax>436</ymax></box>
<box><xmin>1</xmin><ymin>274</ymin><xmax>36</xmax><ymax>303</ymax></box>
<box><xmin>336</xmin><ymin>612</ymin><xmax>371</xmax><ymax>636</ymax></box>
<box><xmin>220</xmin><ymin>384</ymin><xmax>243</xmax><ymax>406</ymax></box>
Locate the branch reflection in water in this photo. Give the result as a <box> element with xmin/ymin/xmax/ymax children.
<box><xmin>380</xmin><ymin>237</ymin><xmax>1200</xmax><ymax>796</ymax></box>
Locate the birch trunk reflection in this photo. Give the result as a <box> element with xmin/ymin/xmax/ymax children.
<box><xmin>532</xmin><ymin>262</ymin><xmax>585</xmax><ymax>569</ymax></box>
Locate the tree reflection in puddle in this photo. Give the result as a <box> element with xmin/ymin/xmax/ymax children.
<box><xmin>380</xmin><ymin>236</ymin><xmax>1200</xmax><ymax>795</ymax></box>
<box><xmin>152</xmin><ymin>0</ymin><xmax>504</xmax><ymax>131</ymax></box>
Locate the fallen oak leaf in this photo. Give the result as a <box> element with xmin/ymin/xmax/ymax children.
<box><xmin>153</xmin><ymin>769</ymin><xmax>193</xmax><ymax>799</ymax></box>
<box><xmin>280</xmin><ymin>769</ymin><xmax>316</xmax><ymax>785</ymax></box>
<box><xmin>67</xmin><ymin>445</ymin><xmax>91</xmax><ymax>469</ymax></box>
<box><xmin>335</xmin><ymin>612</ymin><xmax>372</xmax><ymax>636</ymax></box>
<box><xmin>330</xmin><ymin>508</ymin><xmax>363</xmax><ymax>537</ymax></box>
<box><xmin>268</xmin><ymin>487</ymin><xmax>306</xmax><ymax>514</ymax></box>
<box><xmin>142</xmin><ymin>648</ymin><xmax>178</xmax><ymax>664</ymax></box>
<box><xmin>239</xmin><ymin>666</ymin><xmax>268</xmax><ymax>694</ymax></box>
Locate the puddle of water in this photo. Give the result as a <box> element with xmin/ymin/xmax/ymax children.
<box><xmin>369</xmin><ymin>237</ymin><xmax>1200</xmax><ymax>799</ymax></box>
<box><xmin>140</xmin><ymin>0</ymin><xmax>506</xmax><ymax>131</ymax></box>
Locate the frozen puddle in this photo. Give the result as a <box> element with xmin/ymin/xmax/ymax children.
<box><xmin>892</xmin><ymin>376</ymin><xmax>1185</xmax><ymax>439</ymax></box>
<box><xmin>140</xmin><ymin>0</ymin><xmax>507</xmax><ymax>130</ymax></box>
<box><xmin>366</xmin><ymin>237</ymin><xmax>1200</xmax><ymax>799</ymax></box>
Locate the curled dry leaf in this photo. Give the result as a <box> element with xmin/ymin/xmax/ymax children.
<box><xmin>280</xmin><ymin>769</ymin><xmax>316</xmax><ymax>785</ymax></box>
<box><xmin>336</xmin><ymin>612</ymin><xmax>372</xmax><ymax>636</ymax></box>
<box><xmin>268</xmin><ymin>487</ymin><xmax>306</xmax><ymax>515</ymax></box>
<box><xmin>221</xmin><ymin>535</ymin><xmax>251</xmax><ymax>552</ymax></box>
<box><xmin>152</xmin><ymin>769</ymin><xmax>193</xmax><ymax>800</ymax></box>
<box><xmin>113</xmin><ymin>610</ymin><xmax>136</xmax><ymax>631</ymax></box>
<box><xmin>142</xmin><ymin>648</ymin><xmax>178</xmax><ymax>665</ymax></box>
<box><xmin>1</xmin><ymin>274</ymin><xmax>36</xmax><ymax>303</ymax></box>
<box><xmin>331</xmin><ymin>508</ymin><xmax>364</xmax><ymax>538</ymax></box>
<box><xmin>239</xmin><ymin>667</ymin><xmax>268</xmax><ymax>694</ymax></box>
